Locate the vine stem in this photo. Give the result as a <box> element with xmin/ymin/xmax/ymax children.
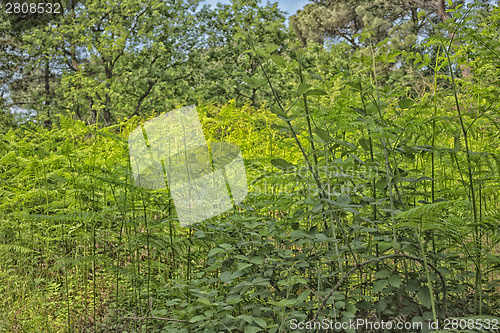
<box><xmin>120</xmin><ymin>316</ymin><xmax>192</xmax><ymax>324</ymax></box>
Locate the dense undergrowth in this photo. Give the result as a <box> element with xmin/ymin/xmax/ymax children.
<box><xmin>1</xmin><ymin>3</ymin><xmax>500</xmax><ymax>333</ymax></box>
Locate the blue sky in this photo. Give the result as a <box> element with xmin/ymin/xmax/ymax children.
<box><xmin>201</xmin><ymin>0</ymin><xmax>310</xmax><ymax>21</ymax></box>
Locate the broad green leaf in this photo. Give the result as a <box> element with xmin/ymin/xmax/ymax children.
<box><xmin>270</xmin><ymin>298</ymin><xmax>288</xmax><ymax>308</ymax></box>
<box><xmin>194</xmin><ymin>230</ymin><xmax>205</xmax><ymax>238</ymax></box>
<box><xmin>242</xmin><ymin>49</ymin><xmax>255</xmax><ymax>55</ymax></box>
<box><xmin>389</xmin><ymin>274</ymin><xmax>402</xmax><ymax>288</ymax></box>
<box><xmin>359</xmin><ymin>138</ymin><xmax>370</xmax><ymax>151</ymax></box>
<box><xmin>333</xmin><ymin>291</ymin><xmax>345</xmax><ymax>300</ymax></box>
<box><xmin>232</xmin><ymin>270</ymin><xmax>244</xmax><ymax>279</ymax></box>
<box><xmin>252</xmin><ymin>277</ymin><xmax>270</xmax><ymax>286</ymax></box>
<box><xmin>407</xmin><ymin>279</ymin><xmax>420</xmax><ymax>293</ymax></box>
<box><xmin>312</xmin><ymin>203</ymin><xmax>323</xmax><ymax>213</ymax></box>
<box><xmin>290</xmin><ymin>229</ymin><xmax>312</xmax><ymax>239</ymax></box>
<box><xmin>375</xmin><ymin>269</ymin><xmax>392</xmax><ymax>279</ymax></box>
<box><xmin>253</xmin><ymin>317</ymin><xmax>267</xmax><ymax>328</ymax></box>
<box><xmin>342</xmin><ymin>311</ymin><xmax>356</xmax><ymax>318</ymax></box>
<box><xmin>297</xmin><ymin>83</ymin><xmax>312</xmax><ymax>95</ymax></box>
<box><xmin>334</xmin><ymin>301</ymin><xmax>346</xmax><ymax>308</ymax></box>
<box><xmin>411</xmin><ymin>316</ymin><xmax>424</xmax><ymax>327</ymax></box>
<box><xmin>197</xmin><ymin>297</ymin><xmax>211</xmax><ymax>305</ymax></box>
<box><xmin>347</xmin><ymin>81</ymin><xmax>362</xmax><ymax>90</ymax></box>
<box><xmin>315</xmin><ymin>127</ymin><xmax>331</xmax><ymax>142</ymax></box>
<box><xmin>244</xmin><ymin>326</ymin><xmax>262</xmax><ymax>333</ymax></box>
<box><xmin>333</xmin><ymin>139</ymin><xmax>355</xmax><ymax>149</ymax></box>
<box><xmin>264</xmin><ymin>43</ymin><xmax>279</xmax><ymax>53</ymax></box>
<box><xmin>315</xmin><ymin>233</ymin><xmax>329</xmax><ymax>242</ymax></box>
<box><xmin>336</xmin><ymin>194</ymin><xmax>351</xmax><ymax>206</ymax></box>
<box><xmin>278</xmin><ymin>276</ymin><xmax>306</xmax><ymax>287</ymax></box>
<box><xmin>255</xmin><ymin>47</ymin><xmax>270</xmax><ymax>58</ymax></box>
<box><xmin>237</xmin><ymin>262</ymin><xmax>252</xmax><ymax>271</ymax></box>
<box><xmin>417</xmin><ymin>286</ymin><xmax>432</xmax><ymax>308</ymax></box>
<box><xmin>270</xmin><ymin>123</ymin><xmax>289</xmax><ymax>132</ymax></box>
<box><xmin>207</xmin><ymin>247</ymin><xmax>223</xmax><ymax>256</ymax></box>
<box><xmin>296</xmin><ymin>290</ymin><xmax>311</xmax><ymax>303</ymax></box>
<box><xmin>353</xmin><ymin>107</ymin><xmax>366</xmax><ymax>116</ymax></box>
<box><xmin>376</xmin><ymin>178</ymin><xmax>388</xmax><ymax>190</ymax></box>
<box><xmin>241</xmin><ymin>74</ymin><xmax>266</xmax><ymax>88</ymax></box>
<box><xmin>238</xmin><ymin>314</ymin><xmax>254</xmax><ymax>324</ymax></box>
<box><xmin>305</xmin><ymin>88</ymin><xmax>327</xmax><ymax>96</ymax></box>
<box><xmin>250</xmin><ymin>256</ymin><xmax>264</xmax><ymax>265</ymax></box>
<box><xmin>346</xmin><ymin>303</ymin><xmax>357</xmax><ymax>314</ymax></box>
<box><xmin>270</xmin><ymin>54</ymin><xmax>286</xmax><ymax>66</ymax></box>
<box><xmin>376</xmin><ymin>299</ymin><xmax>388</xmax><ymax>311</ymax></box>
<box><xmin>151</xmin><ymin>309</ymin><xmax>168</xmax><ymax>316</ymax></box>
<box><xmin>251</xmin><ymin>77</ymin><xmax>267</xmax><ymax>88</ymax></box>
<box><xmin>270</xmin><ymin>105</ymin><xmax>288</xmax><ymax>119</ymax></box>
<box><xmin>271</xmin><ymin>158</ymin><xmax>294</xmax><ymax>170</ymax></box>
<box><xmin>422</xmin><ymin>311</ymin><xmax>434</xmax><ymax>321</ymax></box>
<box><xmin>398</xmin><ymin>98</ymin><xmax>414</xmax><ymax>109</ymax></box>
<box><xmin>219</xmin><ymin>271</ymin><xmax>233</xmax><ymax>283</ymax></box>
<box><xmin>365</xmin><ymin>101</ymin><xmax>379</xmax><ymax>114</ymax></box>
<box><xmin>226</xmin><ymin>294</ymin><xmax>242</xmax><ymax>305</ymax></box>
<box><xmin>373</xmin><ymin>279</ymin><xmax>389</xmax><ymax>293</ymax></box>
<box><xmin>189</xmin><ymin>315</ymin><xmax>206</xmax><ymax>323</ymax></box>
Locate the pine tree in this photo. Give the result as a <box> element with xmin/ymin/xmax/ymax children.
<box><xmin>290</xmin><ymin>0</ymin><xmax>464</xmax><ymax>49</ymax></box>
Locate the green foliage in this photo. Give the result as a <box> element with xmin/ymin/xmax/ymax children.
<box><xmin>289</xmin><ymin>0</ymin><xmax>452</xmax><ymax>48</ymax></box>
<box><xmin>1</xmin><ymin>0</ymin><xmax>292</xmax><ymax>126</ymax></box>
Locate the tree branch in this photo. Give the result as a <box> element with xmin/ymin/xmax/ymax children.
<box><xmin>133</xmin><ymin>77</ymin><xmax>159</xmax><ymax>117</ymax></box>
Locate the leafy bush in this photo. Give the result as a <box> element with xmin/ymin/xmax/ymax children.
<box><xmin>0</xmin><ymin>2</ymin><xmax>499</xmax><ymax>333</ymax></box>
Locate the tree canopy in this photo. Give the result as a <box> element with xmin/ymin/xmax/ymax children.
<box><xmin>289</xmin><ymin>0</ymin><xmax>465</xmax><ymax>49</ymax></box>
